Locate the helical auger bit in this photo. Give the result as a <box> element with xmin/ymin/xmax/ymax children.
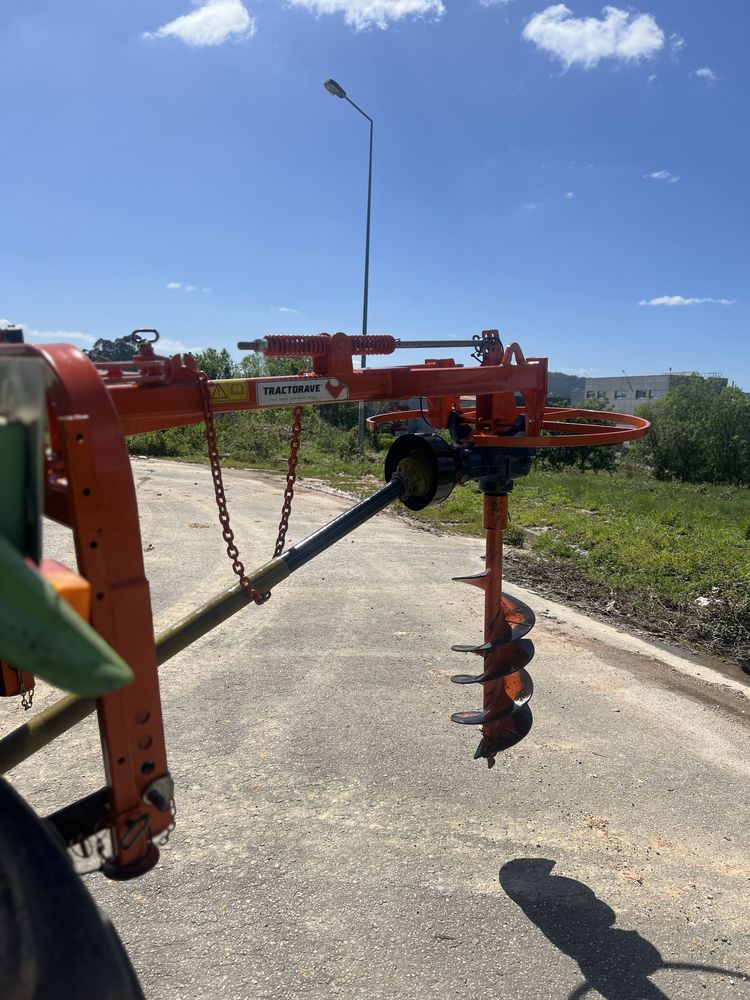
<box><xmin>447</xmin><ymin>454</ymin><xmax>536</xmax><ymax>768</ymax></box>
<box><xmin>382</xmin><ymin>433</ymin><xmax>537</xmax><ymax>769</ymax></box>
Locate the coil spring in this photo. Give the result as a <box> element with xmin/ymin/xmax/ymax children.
<box><xmin>348</xmin><ymin>336</ymin><xmax>396</xmax><ymax>356</ymax></box>
<box><xmin>263</xmin><ymin>334</ymin><xmax>396</xmax><ymax>358</ymax></box>
<box><xmin>450</xmin><ymin>583</ymin><xmax>535</xmax><ymax>767</ymax></box>
<box><xmin>264</xmin><ymin>335</ymin><xmax>331</xmax><ymax>357</ymax></box>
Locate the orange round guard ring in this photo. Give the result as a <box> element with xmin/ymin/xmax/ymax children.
<box><xmin>366</xmin><ymin>407</ymin><xmax>650</xmax><ymax>448</ymax></box>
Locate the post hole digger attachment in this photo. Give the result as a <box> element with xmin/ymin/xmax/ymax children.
<box><xmin>0</xmin><ymin>328</ymin><xmax>649</xmax><ymax>891</ymax></box>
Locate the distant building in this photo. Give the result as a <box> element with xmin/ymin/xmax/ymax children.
<box><xmin>574</xmin><ymin>372</ymin><xmax>728</xmax><ymax>415</ymax></box>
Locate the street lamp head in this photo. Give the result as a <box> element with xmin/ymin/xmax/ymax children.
<box><xmin>324</xmin><ymin>79</ymin><xmax>347</xmax><ymax>99</ymax></box>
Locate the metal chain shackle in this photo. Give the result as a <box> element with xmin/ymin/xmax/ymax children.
<box><xmin>196</xmin><ymin>372</ymin><xmax>303</xmax><ymax>604</ymax></box>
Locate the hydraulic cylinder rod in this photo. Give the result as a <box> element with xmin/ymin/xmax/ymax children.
<box><xmin>0</xmin><ymin>476</ymin><xmax>407</xmax><ymax>774</ymax></box>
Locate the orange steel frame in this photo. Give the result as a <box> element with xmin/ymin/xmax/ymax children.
<box><xmin>1</xmin><ymin>330</ymin><xmax>648</xmax><ymax>876</ymax></box>
<box><xmin>4</xmin><ymin>342</ymin><xmax>170</xmax><ymax>874</ymax></box>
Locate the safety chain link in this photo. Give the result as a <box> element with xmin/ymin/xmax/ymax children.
<box><xmin>196</xmin><ymin>372</ymin><xmax>303</xmax><ymax>603</ymax></box>
<box><xmin>158</xmin><ymin>796</ymin><xmax>178</xmax><ymax>847</ymax></box>
<box><xmin>274</xmin><ymin>405</ymin><xmax>303</xmax><ymax>558</ymax></box>
<box><xmin>17</xmin><ymin>669</ymin><xmax>33</xmax><ymax>711</ymax></box>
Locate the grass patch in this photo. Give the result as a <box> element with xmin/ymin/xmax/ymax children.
<box><xmin>408</xmin><ymin>469</ymin><xmax>750</xmax><ymax>658</ymax></box>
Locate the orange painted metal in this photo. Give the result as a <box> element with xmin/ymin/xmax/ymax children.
<box><xmin>368</xmin><ymin>406</ymin><xmax>649</xmax><ymax>448</ymax></box>
<box><xmin>40</xmin><ymin>559</ymin><xmax>92</xmax><ymax>617</ymax></box>
<box><xmin>2</xmin><ymin>342</ymin><xmax>171</xmax><ymax>875</ymax></box>
<box><xmin>0</xmin><ymin>662</ymin><xmax>34</xmax><ymax>699</ymax></box>
<box><xmin>0</xmin><ymin>561</ymin><xmax>91</xmax><ymax>699</ymax></box>
<box><xmin>100</xmin><ymin>339</ymin><xmax>550</xmax><ymax>435</ymax></box>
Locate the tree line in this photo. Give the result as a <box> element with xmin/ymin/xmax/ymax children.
<box><xmin>634</xmin><ymin>377</ymin><xmax>750</xmax><ymax>487</ymax></box>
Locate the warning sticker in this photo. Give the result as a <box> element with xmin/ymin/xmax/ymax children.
<box><xmin>256</xmin><ymin>378</ymin><xmax>349</xmax><ymax>407</ymax></box>
<box><xmin>210</xmin><ymin>380</ymin><xmax>250</xmax><ymax>405</ymax></box>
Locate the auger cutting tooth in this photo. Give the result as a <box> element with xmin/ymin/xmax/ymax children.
<box><xmin>473</xmin><ymin>705</ymin><xmax>534</xmax><ymax>767</ymax></box>
<box><xmin>450</xmin><ymin>638</ymin><xmax>534</xmax><ymax>684</ymax></box>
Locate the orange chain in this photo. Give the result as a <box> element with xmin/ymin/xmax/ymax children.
<box><xmin>196</xmin><ymin>372</ymin><xmax>303</xmax><ymax>604</ymax></box>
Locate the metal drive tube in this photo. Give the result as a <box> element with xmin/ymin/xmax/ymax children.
<box><xmin>281</xmin><ymin>477</ymin><xmax>404</xmax><ymax>573</ymax></box>
<box><xmin>0</xmin><ymin>476</ymin><xmax>407</xmax><ymax>773</ymax></box>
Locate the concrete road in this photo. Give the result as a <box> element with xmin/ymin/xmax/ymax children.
<box><xmin>7</xmin><ymin>459</ymin><xmax>750</xmax><ymax>1000</ymax></box>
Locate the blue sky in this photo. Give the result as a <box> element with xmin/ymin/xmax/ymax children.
<box><xmin>2</xmin><ymin>1</ymin><xmax>747</xmax><ymax>387</ymax></box>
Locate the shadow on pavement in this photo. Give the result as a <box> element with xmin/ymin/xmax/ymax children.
<box><xmin>499</xmin><ymin>857</ymin><xmax>746</xmax><ymax>1000</ymax></box>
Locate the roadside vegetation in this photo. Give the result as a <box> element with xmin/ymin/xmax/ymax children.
<box><xmin>412</xmin><ymin>468</ymin><xmax>750</xmax><ymax>659</ymax></box>
<box><xmin>88</xmin><ymin>337</ymin><xmax>750</xmax><ymax>661</ymax></box>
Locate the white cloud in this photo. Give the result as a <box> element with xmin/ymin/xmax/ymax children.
<box><xmin>564</xmin><ymin>190</ymin><xmax>575</xmax><ymax>198</ymax></box>
<box><xmin>522</xmin><ymin>201</ymin><xmax>540</xmax><ymax>210</ymax></box>
<box><xmin>639</xmin><ymin>295</ymin><xmax>736</xmax><ymax>307</ymax></box>
<box><xmin>669</xmin><ymin>33</ymin><xmax>685</xmax><ymax>54</ymax></box>
<box><xmin>694</xmin><ymin>66</ymin><xmax>717</xmax><ymax>82</ymax></box>
<box><xmin>143</xmin><ymin>0</ymin><xmax>256</xmax><ymax>47</ymax></box>
<box><xmin>24</xmin><ymin>327</ymin><xmax>97</xmax><ymax>346</ymax></box>
<box><xmin>156</xmin><ymin>337</ymin><xmax>205</xmax><ymax>354</ymax></box>
<box><xmin>523</xmin><ymin>5</ymin><xmax>664</xmax><ymax>69</ymax></box>
<box><xmin>561</xmin><ymin>366</ymin><xmax>599</xmax><ymax>377</ymax></box>
<box><xmin>167</xmin><ymin>281</ymin><xmax>209</xmax><ymax>293</ymax></box>
<box><xmin>276</xmin><ymin>306</ymin><xmax>300</xmax><ymax>314</ymax></box>
<box><xmin>647</xmin><ymin>73</ymin><xmax>657</xmax><ymax>83</ymax></box>
<box><xmin>645</xmin><ymin>169</ymin><xmax>679</xmax><ymax>184</ymax></box>
<box><xmin>285</xmin><ymin>0</ymin><xmax>445</xmax><ymax>31</ymax></box>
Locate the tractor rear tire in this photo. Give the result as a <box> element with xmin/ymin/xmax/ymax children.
<box><xmin>0</xmin><ymin>777</ymin><xmax>145</xmax><ymax>999</ymax></box>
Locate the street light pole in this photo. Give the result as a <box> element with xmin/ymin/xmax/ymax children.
<box><xmin>324</xmin><ymin>78</ymin><xmax>373</xmax><ymax>449</ymax></box>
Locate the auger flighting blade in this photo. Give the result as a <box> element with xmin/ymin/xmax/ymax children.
<box><xmin>451</xmin><ymin>571</ymin><xmax>489</xmax><ymax>590</ymax></box>
<box><xmin>450</xmin><ymin>638</ymin><xmax>534</xmax><ymax>684</ymax></box>
<box><xmin>501</xmin><ymin>594</ymin><xmax>537</xmax><ymax>633</ymax></box>
<box><xmin>451</xmin><ymin>593</ymin><xmax>536</xmax><ymax>651</ymax></box>
<box><xmin>450</xmin><ymin>493</ymin><xmax>537</xmax><ymax>766</ymax></box>
<box><xmin>451</xmin><ymin>626</ymin><xmax>531</xmax><ymax>652</ymax></box>
<box><xmin>451</xmin><ymin>669</ymin><xmax>534</xmax><ymax>723</ymax></box>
